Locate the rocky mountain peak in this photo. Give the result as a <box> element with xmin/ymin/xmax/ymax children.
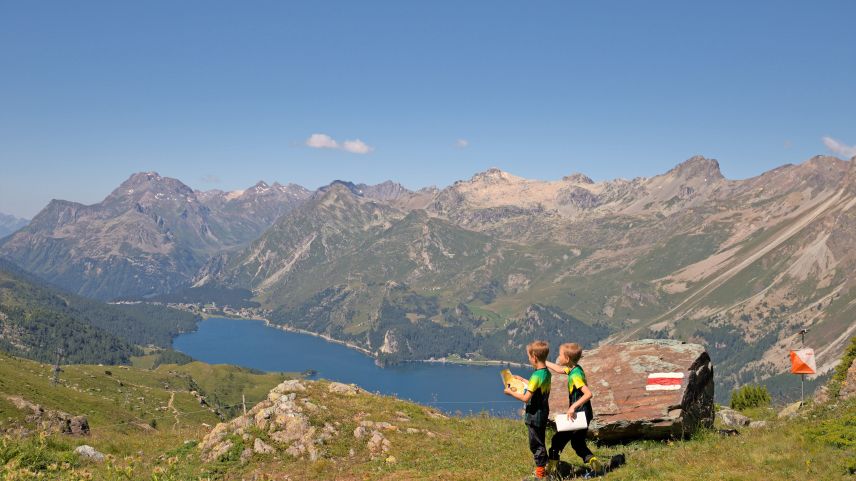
<box><xmin>356</xmin><ymin>180</ymin><xmax>413</xmax><ymax>201</ymax></box>
<box><xmin>107</xmin><ymin>172</ymin><xmax>195</xmax><ymax>205</ymax></box>
<box><xmin>668</xmin><ymin>156</ymin><xmax>724</xmax><ymax>181</ymax></box>
<box><xmin>563</xmin><ymin>172</ymin><xmax>595</xmax><ymax>184</ymax></box>
<box><xmin>0</xmin><ymin>213</ymin><xmax>29</xmax><ymax>238</ymax></box>
<box><xmin>468</xmin><ymin>168</ymin><xmax>519</xmax><ymax>184</ymax></box>
<box><xmin>318</xmin><ymin>180</ymin><xmax>363</xmax><ymax>197</ymax></box>
<box><xmin>20</xmin><ymin>199</ymin><xmax>85</xmax><ymax>231</ymax></box>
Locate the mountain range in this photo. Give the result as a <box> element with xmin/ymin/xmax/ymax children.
<box><xmin>0</xmin><ymin>212</ymin><xmax>28</xmax><ymax>239</ymax></box>
<box><xmin>0</xmin><ymin>173</ymin><xmax>309</xmax><ymax>300</ymax></box>
<box><xmin>1</xmin><ymin>156</ymin><xmax>854</xmax><ymax>398</ymax></box>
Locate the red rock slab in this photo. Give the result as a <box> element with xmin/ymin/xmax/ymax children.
<box><xmin>548</xmin><ymin>339</ymin><xmax>714</xmax><ymax>442</ymax></box>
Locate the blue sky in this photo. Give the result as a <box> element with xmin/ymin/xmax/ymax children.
<box><xmin>1</xmin><ymin>1</ymin><xmax>855</xmax><ymax>218</ymax></box>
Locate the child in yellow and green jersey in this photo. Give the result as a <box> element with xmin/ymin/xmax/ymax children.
<box><xmin>545</xmin><ymin>342</ymin><xmax>602</xmax><ymax>475</ymax></box>
<box><xmin>504</xmin><ymin>340</ymin><xmax>551</xmax><ymax>479</ymax></box>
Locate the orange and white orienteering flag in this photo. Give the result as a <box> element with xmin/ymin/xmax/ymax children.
<box><xmin>790</xmin><ymin>348</ymin><xmax>816</xmax><ymax>375</ymax></box>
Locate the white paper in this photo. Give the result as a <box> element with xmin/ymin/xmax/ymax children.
<box><xmin>555</xmin><ymin>412</ymin><xmax>588</xmax><ymax>432</ymax></box>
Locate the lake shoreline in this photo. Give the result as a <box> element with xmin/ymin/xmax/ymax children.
<box><xmin>172</xmin><ymin>317</ymin><xmax>528</xmax><ymax>417</ymax></box>
<box><xmin>189</xmin><ymin>312</ymin><xmax>528</xmax><ymax>369</ymax></box>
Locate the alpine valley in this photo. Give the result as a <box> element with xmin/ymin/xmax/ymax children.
<box><xmin>2</xmin><ymin>155</ymin><xmax>855</xmax><ymax>400</ymax></box>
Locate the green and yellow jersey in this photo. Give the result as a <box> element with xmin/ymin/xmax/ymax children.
<box><xmin>564</xmin><ymin>365</ymin><xmax>593</xmax><ymax>423</ymax></box>
<box><xmin>524</xmin><ymin>367</ymin><xmax>551</xmax><ymax>426</ymax></box>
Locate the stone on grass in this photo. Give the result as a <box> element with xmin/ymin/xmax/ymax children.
<box><xmin>328</xmin><ymin>382</ymin><xmax>360</xmax><ymax>395</ymax></box>
<box><xmin>716</xmin><ymin>408</ymin><xmax>750</xmax><ymax>428</ymax></box>
<box><xmin>74</xmin><ymin>445</ymin><xmax>105</xmax><ymax>463</ymax></box>
<box><xmin>271</xmin><ymin>380</ymin><xmax>306</xmax><ymax>395</ymax></box>
<box><xmin>367</xmin><ymin>430</ymin><xmax>391</xmax><ymax>458</ymax></box>
<box><xmin>778</xmin><ymin>401</ymin><xmax>802</xmax><ymax>419</ymax></box>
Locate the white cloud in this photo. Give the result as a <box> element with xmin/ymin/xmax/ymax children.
<box><xmin>822</xmin><ymin>136</ymin><xmax>856</xmax><ymax>158</ymax></box>
<box><xmin>342</xmin><ymin>139</ymin><xmax>373</xmax><ymax>154</ymax></box>
<box><xmin>306</xmin><ymin>133</ymin><xmax>339</xmax><ymax>149</ymax></box>
<box><xmin>305</xmin><ymin>133</ymin><xmax>373</xmax><ymax>154</ymax></box>
<box><xmin>455</xmin><ymin>139</ymin><xmax>469</xmax><ymax>149</ymax></box>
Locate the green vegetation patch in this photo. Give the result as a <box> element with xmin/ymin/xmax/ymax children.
<box><xmin>829</xmin><ymin>336</ymin><xmax>856</xmax><ymax>398</ymax></box>
<box><xmin>730</xmin><ymin>384</ymin><xmax>771</xmax><ymax>411</ymax></box>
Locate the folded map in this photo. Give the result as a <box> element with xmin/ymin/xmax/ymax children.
<box><xmin>500</xmin><ymin>369</ymin><xmax>528</xmax><ymax>393</ymax></box>
<box><xmin>555</xmin><ymin>412</ymin><xmax>588</xmax><ymax>432</ymax></box>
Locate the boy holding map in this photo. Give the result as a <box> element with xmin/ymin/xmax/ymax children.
<box><xmin>503</xmin><ymin>340</ymin><xmax>551</xmax><ymax>479</ymax></box>
<box><xmin>545</xmin><ymin>342</ymin><xmax>602</xmax><ymax>475</ymax></box>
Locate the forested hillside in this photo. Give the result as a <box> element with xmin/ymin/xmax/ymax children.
<box><xmin>0</xmin><ymin>259</ymin><xmax>139</xmax><ymax>364</ymax></box>
<box><xmin>0</xmin><ymin>258</ymin><xmax>200</xmax><ymax>364</ymax></box>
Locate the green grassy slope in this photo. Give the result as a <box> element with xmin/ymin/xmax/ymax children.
<box><xmin>1</xmin><ymin>351</ymin><xmax>853</xmax><ymax>480</ymax></box>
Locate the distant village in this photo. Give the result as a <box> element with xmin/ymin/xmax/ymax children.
<box><xmin>110</xmin><ymin>300</ymin><xmax>269</xmax><ymax>322</ymax></box>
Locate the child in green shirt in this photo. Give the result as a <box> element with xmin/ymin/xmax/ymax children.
<box><xmin>545</xmin><ymin>342</ymin><xmax>602</xmax><ymax>475</ymax></box>
<box><xmin>504</xmin><ymin>340</ymin><xmax>551</xmax><ymax>479</ymax></box>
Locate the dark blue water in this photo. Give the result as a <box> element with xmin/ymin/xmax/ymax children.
<box><xmin>173</xmin><ymin>317</ymin><xmax>529</xmax><ymax>416</ymax></box>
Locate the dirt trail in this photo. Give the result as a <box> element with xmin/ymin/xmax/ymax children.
<box><xmin>167</xmin><ymin>391</ymin><xmax>180</xmax><ymax>429</ymax></box>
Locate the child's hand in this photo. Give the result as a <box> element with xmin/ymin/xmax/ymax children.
<box><xmin>566</xmin><ymin>408</ymin><xmax>576</xmax><ymax>420</ymax></box>
<box><xmin>503</xmin><ymin>386</ymin><xmax>513</xmax><ymax>396</ymax></box>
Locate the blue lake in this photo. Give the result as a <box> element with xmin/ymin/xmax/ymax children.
<box><xmin>173</xmin><ymin>317</ymin><xmax>530</xmax><ymax>417</ymax></box>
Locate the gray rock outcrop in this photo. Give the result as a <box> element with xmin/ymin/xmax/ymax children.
<box><xmin>200</xmin><ymin>380</ymin><xmax>338</xmax><ymax>463</ymax></box>
<box><xmin>4</xmin><ymin>395</ymin><xmax>90</xmax><ymax>436</ymax></box>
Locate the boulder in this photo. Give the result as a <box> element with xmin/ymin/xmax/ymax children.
<box><xmin>74</xmin><ymin>445</ymin><xmax>105</xmax><ymax>463</ymax></box>
<box><xmin>270</xmin><ymin>380</ymin><xmax>306</xmax><ymax>396</ymax></box>
<box><xmin>778</xmin><ymin>401</ymin><xmax>802</xmax><ymax>418</ymax></box>
<box><xmin>328</xmin><ymin>382</ymin><xmax>361</xmax><ymax>395</ymax></box>
<box><xmin>367</xmin><ymin>430</ymin><xmax>391</xmax><ymax>458</ymax></box>
<box><xmin>548</xmin><ymin>339</ymin><xmax>714</xmax><ymax>442</ymax></box>
<box><xmin>69</xmin><ymin>416</ymin><xmax>90</xmax><ymax>436</ymax></box>
<box><xmin>716</xmin><ymin>408</ymin><xmax>750</xmax><ymax>428</ymax></box>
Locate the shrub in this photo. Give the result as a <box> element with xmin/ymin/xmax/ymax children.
<box><xmin>829</xmin><ymin>336</ymin><xmax>856</xmax><ymax>398</ymax></box>
<box><xmin>806</xmin><ymin>412</ymin><xmax>856</xmax><ymax>449</ymax></box>
<box><xmin>730</xmin><ymin>384</ymin><xmax>771</xmax><ymax>410</ymax></box>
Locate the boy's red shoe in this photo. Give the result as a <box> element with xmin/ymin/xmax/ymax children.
<box><xmin>535</xmin><ymin>465</ymin><xmax>547</xmax><ymax>478</ymax></box>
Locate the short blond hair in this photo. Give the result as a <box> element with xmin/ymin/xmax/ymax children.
<box><xmin>558</xmin><ymin>342</ymin><xmax>583</xmax><ymax>366</ymax></box>
<box><xmin>527</xmin><ymin>340</ymin><xmax>550</xmax><ymax>363</ymax></box>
